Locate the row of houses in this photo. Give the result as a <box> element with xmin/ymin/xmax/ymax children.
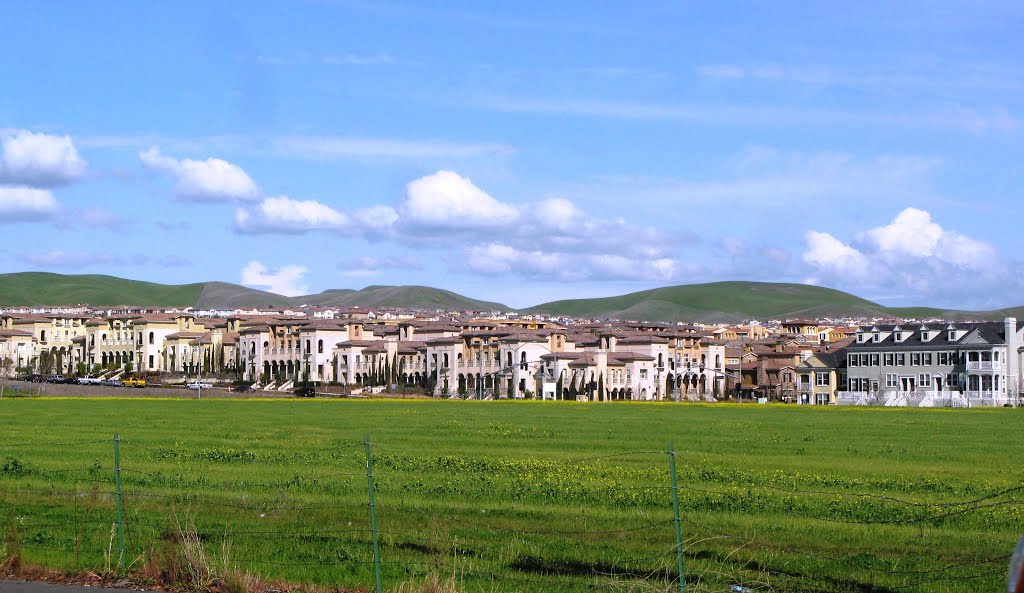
<box><xmin>0</xmin><ymin>306</ymin><xmax>1019</xmax><ymax>405</ymax></box>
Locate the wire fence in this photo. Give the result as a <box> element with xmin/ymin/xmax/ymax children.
<box><xmin>0</xmin><ymin>435</ymin><xmax>1019</xmax><ymax>593</ymax></box>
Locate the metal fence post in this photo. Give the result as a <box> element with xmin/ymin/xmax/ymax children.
<box><xmin>669</xmin><ymin>442</ymin><xmax>685</xmax><ymax>593</ymax></box>
<box><xmin>113</xmin><ymin>432</ymin><xmax>125</xmax><ymax>573</ymax></box>
<box><xmin>364</xmin><ymin>436</ymin><xmax>383</xmax><ymax>593</ymax></box>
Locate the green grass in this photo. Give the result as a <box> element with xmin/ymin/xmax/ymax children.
<box><xmin>1</xmin><ymin>399</ymin><xmax>1021</xmax><ymax>593</ymax></box>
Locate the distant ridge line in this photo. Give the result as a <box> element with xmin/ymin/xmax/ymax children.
<box><xmin>1</xmin><ymin>272</ymin><xmax>1020</xmax><ymax>323</ymax></box>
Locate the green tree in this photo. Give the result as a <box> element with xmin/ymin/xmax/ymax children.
<box><xmin>39</xmin><ymin>351</ymin><xmax>54</xmax><ymax>375</ymax></box>
<box><xmin>556</xmin><ymin>374</ymin><xmax>563</xmax><ymax>401</ymax></box>
<box><xmin>0</xmin><ymin>356</ymin><xmax>13</xmax><ymax>399</ymax></box>
<box><xmin>598</xmin><ymin>372</ymin><xmax>605</xmax><ymax>402</ymax></box>
<box><xmin>383</xmin><ymin>356</ymin><xmax>391</xmax><ymax>387</ymax></box>
<box><xmin>391</xmin><ymin>353</ymin><xmax>398</xmax><ymax>385</ymax></box>
<box><xmin>124</xmin><ymin>362</ymin><xmax>134</xmax><ymax>376</ymax></box>
<box><xmin>568</xmin><ymin>372</ymin><xmax>578</xmax><ymax>400</ymax></box>
<box><xmin>76</xmin><ymin>362</ymin><xmax>88</xmax><ymax>377</ymax></box>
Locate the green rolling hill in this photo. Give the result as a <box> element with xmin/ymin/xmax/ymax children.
<box><xmin>1</xmin><ymin>273</ymin><xmax>1020</xmax><ymax>322</ymax></box>
<box><xmin>524</xmin><ymin>281</ymin><xmax>1023</xmax><ymax>323</ymax></box>
<box><xmin>0</xmin><ymin>272</ymin><xmax>509</xmax><ymax>312</ymax></box>
<box><xmin>0</xmin><ymin>272</ymin><xmax>206</xmax><ymax>308</ymax></box>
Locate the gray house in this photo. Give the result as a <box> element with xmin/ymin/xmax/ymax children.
<box><xmin>839</xmin><ymin>318</ymin><xmax>1022</xmax><ymax>407</ymax></box>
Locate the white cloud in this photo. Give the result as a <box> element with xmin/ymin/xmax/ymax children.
<box><xmin>19</xmin><ymin>250</ymin><xmax>192</xmax><ymax>268</ymax></box>
<box><xmin>235</xmin><ymin>196</ymin><xmax>350</xmax><ymax>234</ymax></box>
<box><xmin>241</xmin><ymin>261</ymin><xmax>309</xmax><ymax>297</ymax></box>
<box><xmin>533</xmin><ymin>198</ymin><xmax>583</xmax><ymax>232</ymax></box>
<box><xmin>0</xmin><ymin>130</ymin><xmax>87</xmax><ymax>187</ymax></box>
<box><xmin>717</xmin><ymin>237</ymin><xmax>749</xmax><ymax>257</ymax></box>
<box><xmin>463</xmin><ymin>243</ymin><xmax>569</xmax><ymax>278</ymax></box>
<box><xmin>802</xmin><ymin>231</ymin><xmax>871</xmax><ymax>278</ymax></box>
<box><xmin>22</xmin><ymin>250</ymin><xmax>117</xmax><ymax>268</ymax></box>
<box><xmin>803</xmin><ymin>208</ymin><xmax>1007</xmax><ymax>303</ymax></box>
<box><xmin>0</xmin><ymin>186</ymin><xmax>60</xmax><ymax>221</ymax></box>
<box><xmin>337</xmin><ymin>255</ymin><xmax>422</xmax><ymax>275</ymax></box>
<box><xmin>472</xmin><ymin>95</ymin><xmax>1020</xmax><ymax>133</ymax></box>
<box><xmin>860</xmin><ymin>207</ymin><xmax>995</xmax><ymax>268</ymax></box>
<box><xmin>591</xmin><ymin>255</ymin><xmax>679</xmax><ymax>282</ymax></box>
<box><xmin>322</xmin><ymin>53</ymin><xmax>398</xmax><ymax>65</ymax></box>
<box><xmin>140</xmin><ymin>146</ymin><xmax>260</xmax><ymax>202</ymax></box>
<box><xmin>696</xmin><ymin>62</ymin><xmax>1024</xmax><ymax>92</ymax></box>
<box><xmin>352</xmin><ymin>205</ymin><xmax>399</xmax><ymax>232</ymax></box>
<box><xmin>272</xmin><ymin>136</ymin><xmax>514</xmax><ymax>160</ymax></box>
<box><xmin>399</xmin><ymin>170</ymin><xmax>519</xmax><ymax>228</ymax></box>
<box><xmin>458</xmin><ymin>242</ymin><xmax>682</xmax><ymax>283</ymax></box>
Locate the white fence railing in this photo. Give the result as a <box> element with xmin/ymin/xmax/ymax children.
<box><xmin>836</xmin><ymin>390</ymin><xmax>1014</xmax><ymax>407</ymax></box>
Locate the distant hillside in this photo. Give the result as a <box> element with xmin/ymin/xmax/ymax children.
<box><xmin>0</xmin><ymin>272</ymin><xmax>205</xmax><ymax>307</ymax></box>
<box><xmin>3</xmin><ymin>273</ymin><xmax>1021</xmax><ymax>323</ymax></box>
<box><xmin>0</xmin><ymin>272</ymin><xmax>509</xmax><ymax>312</ymax></box>
<box><xmin>298</xmin><ymin>285</ymin><xmax>509</xmax><ymax>311</ymax></box>
<box><xmin>524</xmin><ymin>281</ymin><xmax>1022</xmax><ymax>323</ymax></box>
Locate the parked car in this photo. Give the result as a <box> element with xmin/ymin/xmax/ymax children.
<box><xmin>231</xmin><ymin>384</ymin><xmax>252</xmax><ymax>393</ymax></box>
<box><xmin>104</xmin><ymin>379</ymin><xmax>123</xmax><ymax>387</ymax></box>
<box><xmin>21</xmin><ymin>373</ymin><xmax>44</xmax><ymax>383</ymax></box>
<box><xmin>45</xmin><ymin>374</ymin><xmax>65</xmax><ymax>383</ymax></box>
<box><xmin>123</xmin><ymin>377</ymin><xmax>147</xmax><ymax>388</ymax></box>
<box><xmin>186</xmin><ymin>381</ymin><xmax>213</xmax><ymax>390</ymax></box>
<box><xmin>294</xmin><ymin>386</ymin><xmax>316</xmax><ymax>398</ymax></box>
<box><xmin>62</xmin><ymin>376</ymin><xmax>79</xmax><ymax>384</ymax></box>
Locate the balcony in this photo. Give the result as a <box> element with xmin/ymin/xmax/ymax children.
<box><xmin>967</xmin><ymin>361</ymin><xmax>1001</xmax><ymax>371</ymax></box>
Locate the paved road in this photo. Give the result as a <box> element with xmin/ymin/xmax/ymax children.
<box><xmin>0</xmin><ymin>581</ymin><xmax>145</xmax><ymax>592</ymax></box>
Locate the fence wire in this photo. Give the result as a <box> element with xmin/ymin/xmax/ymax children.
<box><xmin>0</xmin><ymin>435</ymin><xmax>1016</xmax><ymax>593</ymax></box>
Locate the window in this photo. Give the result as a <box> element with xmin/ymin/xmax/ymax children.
<box><xmin>896</xmin><ymin>353</ymin><xmax>906</xmax><ymax>366</ymax></box>
<box><xmin>815</xmin><ymin>372</ymin><xmax>829</xmax><ymax>386</ymax></box>
<box><xmin>849</xmin><ymin>354</ymin><xmax>859</xmax><ymax>367</ymax></box>
<box><xmin>148</xmin><ymin>355</ymin><xmax>154</xmax><ymax>368</ymax></box>
<box><xmin>884</xmin><ymin>353</ymin><xmax>894</xmax><ymax>366</ymax></box>
<box><xmin>922</xmin><ymin>353</ymin><xmax>932</xmax><ymax>365</ymax></box>
<box><xmin>911</xmin><ymin>353</ymin><xmax>921</xmax><ymax>366</ymax></box>
<box><xmin>886</xmin><ymin>373</ymin><xmax>898</xmax><ymax>388</ymax></box>
<box><xmin>869</xmin><ymin>353</ymin><xmax>879</xmax><ymax>366</ymax></box>
<box><xmin>919</xmin><ymin>374</ymin><xmax>932</xmax><ymax>387</ymax></box>
<box><xmin>317</xmin><ymin>340</ymin><xmax>323</xmax><ymax>354</ymax></box>
<box><xmin>937</xmin><ymin>352</ymin><xmax>948</xmax><ymax>365</ymax></box>
<box><xmin>859</xmin><ymin>353</ymin><xmax>869</xmax><ymax>366</ymax></box>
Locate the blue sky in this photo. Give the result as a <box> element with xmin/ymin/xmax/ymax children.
<box><xmin>1</xmin><ymin>1</ymin><xmax>1022</xmax><ymax>309</ymax></box>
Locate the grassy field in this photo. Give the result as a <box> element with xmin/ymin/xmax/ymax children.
<box><xmin>1</xmin><ymin>398</ymin><xmax>1021</xmax><ymax>593</ymax></box>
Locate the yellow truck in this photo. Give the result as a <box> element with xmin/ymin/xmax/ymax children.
<box><xmin>123</xmin><ymin>377</ymin><xmax>147</xmax><ymax>388</ymax></box>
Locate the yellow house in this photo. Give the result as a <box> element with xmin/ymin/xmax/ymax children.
<box><xmin>0</xmin><ymin>328</ymin><xmax>35</xmax><ymax>372</ymax></box>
